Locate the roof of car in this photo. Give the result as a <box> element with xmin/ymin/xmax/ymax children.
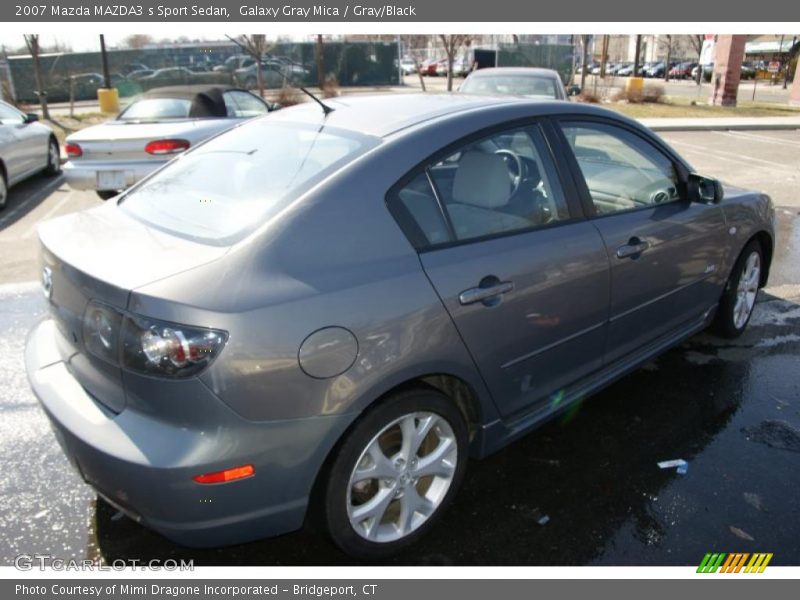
<box><xmin>268</xmin><ymin>92</ymin><xmax>622</xmax><ymax>138</ymax></box>
<box><xmin>140</xmin><ymin>85</ymin><xmax>240</xmax><ymax>118</ymax></box>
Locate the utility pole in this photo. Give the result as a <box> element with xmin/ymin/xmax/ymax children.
<box><xmin>99</xmin><ymin>34</ymin><xmax>111</xmax><ymax>89</ymax></box>
<box><xmin>633</xmin><ymin>34</ymin><xmax>642</xmax><ymax>77</ymax></box>
<box><xmin>580</xmin><ymin>35</ymin><xmax>589</xmax><ymax>90</ymax></box>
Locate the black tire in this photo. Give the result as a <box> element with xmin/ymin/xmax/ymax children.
<box><xmin>319</xmin><ymin>388</ymin><xmax>468</xmax><ymax>560</ymax></box>
<box><xmin>44</xmin><ymin>138</ymin><xmax>61</xmax><ymax>176</ymax></box>
<box><xmin>96</xmin><ymin>190</ymin><xmax>118</xmax><ymax>200</ymax></box>
<box><xmin>712</xmin><ymin>240</ymin><xmax>763</xmax><ymax>339</ymax></box>
<box><xmin>0</xmin><ymin>169</ymin><xmax>7</xmax><ymax>211</ymax></box>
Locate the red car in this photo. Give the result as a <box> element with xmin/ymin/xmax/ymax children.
<box><xmin>669</xmin><ymin>62</ymin><xmax>698</xmax><ymax>79</ymax></box>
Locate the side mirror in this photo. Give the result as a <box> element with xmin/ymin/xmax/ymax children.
<box><xmin>567</xmin><ymin>85</ymin><xmax>581</xmax><ymax>96</ymax></box>
<box><xmin>24</xmin><ymin>113</ymin><xmax>39</xmax><ymax>123</ymax></box>
<box><xmin>688</xmin><ymin>173</ymin><xmax>723</xmax><ymax>204</ymax></box>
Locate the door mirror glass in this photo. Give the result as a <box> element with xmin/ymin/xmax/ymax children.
<box><xmin>688</xmin><ymin>173</ymin><xmax>723</xmax><ymax>204</ymax></box>
<box><xmin>24</xmin><ymin>113</ymin><xmax>39</xmax><ymax>123</ymax></box>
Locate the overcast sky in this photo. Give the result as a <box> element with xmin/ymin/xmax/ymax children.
<box><xmin>1</xmin><ymin>33</ymin><xmax>129</xmax><ymax>53</ymax></box>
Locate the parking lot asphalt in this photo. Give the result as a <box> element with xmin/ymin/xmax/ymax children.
<box><xmin>0</xmin><ymin>129</ymin><xmax>798</xmax><ymax>566</ymax></box>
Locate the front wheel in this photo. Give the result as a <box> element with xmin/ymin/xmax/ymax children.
<box><xmin>44</xmin><ymin>138</ymin><xmax>61</xmax><ymax>176</ymax></box>
<box><xmin>712</xmin><ymin>240</ymin><xmax>763</xmax><ymax>338</ymax></box>
<box><xmin>96</xmin><ymin>190</ymin><xmax>118</xmax><ymax>200</ymax></box>
<box><xmin>320</xmin><ymin>389</ymin><xmax>468</xmax><ymax>559</ymax></box>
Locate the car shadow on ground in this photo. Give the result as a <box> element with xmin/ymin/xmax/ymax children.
<box><xmin>86</xmin><ymin>291</ymin><xmax>800</xmax><ymax>565</ymax></box>
<box><xmin>0</xmin><ymin>173</ymin><xmax>64</xmax><ymax>232</ymax></box>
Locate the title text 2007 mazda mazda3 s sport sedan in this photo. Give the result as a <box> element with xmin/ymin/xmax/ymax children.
<box><xmin>26</xmin><ymin>94</ymin><xmax>774</xmax><ymax>558</ymax></box>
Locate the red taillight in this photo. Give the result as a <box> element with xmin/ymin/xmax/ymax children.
<box><xmin>144</xmin><ymin>139</ymin><xmax>190</xmax><ymax>155</ymax></box>
<box><xmin>192</xmin><ymin>464</ymin><xmax>255</xmax><ymax>484</ymax></box>
<box><xmin>64</xmin><ymin>142</ymin><xmax>82</xmax><ymax>158</ymax></box>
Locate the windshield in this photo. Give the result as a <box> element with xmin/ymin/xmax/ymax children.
<box><xmin>118</xmin><ymin>98</ymin><xmax>193</xmax><ymax>121</ymax></box>
<box><xmin>461</xmin><ymin>74</ymin><xmax>560</xmax><ymax>99</ymax></box>
<box><xmin>121</xmin><ymin>119</ymin><xmax>377</xmax><ymax>244</ymax></box>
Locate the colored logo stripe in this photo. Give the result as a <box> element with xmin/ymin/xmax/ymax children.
<box><xmin>697</xmin><ymin>552</ymin><xmax>773</xmax><ymax>573</ymax></box>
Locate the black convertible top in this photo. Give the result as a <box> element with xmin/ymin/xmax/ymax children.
<box><xmin>140</xmin><ymin>85</ymin><xmax>237</xmax><ymax>118</ymax></box>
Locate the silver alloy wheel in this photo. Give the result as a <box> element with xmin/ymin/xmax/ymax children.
<box><xmin>347</xmin><ymin>411</ymin><xmax>457</xmax><ymax>543</ymax></box>
<box><xmin>733</xmin><ymin>251</ymin><xmax>761</xmax><ymax>329</ymax></box>
<box><xmin>49</xmin><ymin>141</ymin><xmax>61</xmax><ymax>172</ymax></box>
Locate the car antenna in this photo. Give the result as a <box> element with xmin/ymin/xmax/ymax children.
<box><xmin>299</xmin><ymin>86</ymin><xmax>335</xmax><ymax>116</ymax></box>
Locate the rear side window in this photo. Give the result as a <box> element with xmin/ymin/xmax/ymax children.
<box><xmin>121</xmin><ymin>120</ymin><xmax>377</xmax><ymax>245</ymax></box>
<box><xmin>388</xmin><ymin>124</ymin><xmax>569</xmax><ymax>250</ymax></box>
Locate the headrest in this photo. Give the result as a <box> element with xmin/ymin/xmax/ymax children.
<box><xmin>452</xmin><ymin>151</ymin><xmax>511</xmax><ymax>208</ymax></box>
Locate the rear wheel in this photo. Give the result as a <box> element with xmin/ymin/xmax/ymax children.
<box><xmin>44</xmin><ymin>138</ymin><xmax>61</xmax><ymax>176</ymax></box>
<box><xmin>712</xmin><ymin>240</ymin><xmax>763</xmax><ymax>338</ymax></box>
<box><xmin>96</xmin><ymin>190</ymin><xmax>118</xmax><ymax>200</ymax></box>
<box><xmin>320</xmin><ymin>389</ymin><xmax>467</xmax><ymax>559</ymax></box>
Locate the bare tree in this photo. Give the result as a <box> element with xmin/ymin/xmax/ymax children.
<box><xmin>315</xmin><ymin>34</ymin><xmax>325</xmax><ymax>89</ymax></box>
<box><xmin>402</xmin><ymin>34</ymin><xmax>429</xmax><ymax>91</ymax></box>
<box><xmin>122</xmin><ymin>34</ymin><xmax>154</xmax><ymax>50</ymax></box>
<box><xmin>23</xmin><ymin>35</ymin><xmax>50</xmax><ymax>120</ymax></box>
<box><xmin>226</xmin><ymin>34</ymin><xmax>271</xmax><ymax>97</ymax></box>
<box><xmin>438</xmin><ymin>34</ymin><xmax>471</xmax><ymax>91</ymax></box>
<box><xmin>688</xmin><ymin>35</ymin><xmax>705</xmax><ymax>85</ymax></box>
<box><xmin>660</xmin><ymin>35</ymin><xmax>675</xmax><ymax>81</ymax></box>
<box><xmin>580</xmin><ymin>35</ymin><xmax>590</xmax><ymax>90</ymax></box>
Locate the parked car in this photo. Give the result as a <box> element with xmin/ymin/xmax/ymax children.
<box><xmin>27</xmin><ymin>94</ymin><xmax>774</xmax><ymax>558</ymax></box>
<box><xmin>459</xmin><ymin>67</ymin><xmax>568</xmax><ymax>100</ymax></box>
<box><xmin>399</xmin><ymin>58</ymin><xmax>417</xmax><ymax>75</ymax></box>
<box><xmin>0</xmin><ymin>101</ymin><xmax>60</xmax><ymax>210</ymax></box>
<box><xmin>616</xmin><ymin>63</ymin><xmax>635</xmax><ymax>76</ymax></box>
<box><xmin>127</xmin><ymin>69</ymin><xmax>155</xmax><ymax>81</ymax></box>
<box><xmin>420</xmin><ymin>59</ymin><xmax>441</xmax><ymax>76</ymax></box>
<box><xmin>234</xmin><ymin>60</ymin><xmax>308</xmax><ymax>89</ymax></box>
<box><xmin>692</xmin><ymin>63</ymin><xmax>714</xmax><ymax>80</ymax></box>
<box><xmin>669</xmin><ymin>62</ymin><xmax>698</xmax><ymax>79</ymax></box>
<box><xmin>62</xmin><ymin>85</ymin><xmax>275</xmax><ymax>199</ymax></box>
<box><xmin>213</xmin><ymin>54</ymin><xmax>255</xmax><ymax>73</ymax></box>
<box><xmin>740</xmin><ymin>62</ymin><xmax>757</xmax><ymax>80</ymax></box>
<box><xmin>138</xmin><ymin>67</ymin><xmax>228</xmax><ymax>90</ymax></box>
<box><xmin>608</xmin><ymin>62</ymin><xmax>631</xmax><ymax>76</ymax></box>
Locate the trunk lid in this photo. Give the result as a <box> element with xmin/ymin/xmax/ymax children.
<box><xmin>38</xmin><ymin>202</ymin><xmax>229</xmax><ymax>412</ymax></box>
<box><xmin>67</xmin><ymin>119</ymin><xmax>233</xmax><ymax>162</ymax></box>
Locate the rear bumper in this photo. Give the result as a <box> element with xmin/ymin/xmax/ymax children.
<box><xmin>62</xmin><ymin>160</ymin><xmax>164</xmax><ymax>191</ymax></box>
<box><xmin>25</xmin><ymin>318</ymin><xmax>354</xmax><ymax>547</ymax></box>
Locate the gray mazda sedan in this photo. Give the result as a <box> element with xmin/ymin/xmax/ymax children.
<box><xmin>26</xmin><ymin>94</ymin><xmax>774</xmax><ymax>558</ymax></box>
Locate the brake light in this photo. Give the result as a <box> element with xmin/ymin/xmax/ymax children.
<box><xmin>64</xmin><ymin>142</ymin><xmax>82</xmax><ymax>158</ymax></box>
<box><xmin>193</xmin><ymin>465</ymin><xmax>255</xmax><ymax>484</ymax></box>
<box><xmin>144</xmin><ymin>139</ymin><xmax>190</xmax><ymax>155</ymax></box>
<box><xmin>82</xmin><ymin>301</ymin><xmax>228</xmax><ymax>378</ymax></box>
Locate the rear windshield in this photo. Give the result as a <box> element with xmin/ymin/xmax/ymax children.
<box><xmin>461</xmin><ymin>75</ymin><xmax>560</xmax><ymax>99</ymax></box>
<box><xmin>118</xmin><ymin>98</ymin><xmax>192</xmax><ymax>121</ymax></box>
<box><xmin>120</xmin><ymin>118</ymin><xmax>376</xmax><ymax>244</ymax></box>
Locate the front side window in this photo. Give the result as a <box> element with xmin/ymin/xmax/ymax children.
<box><xmin>561</xmin><ymin>122</ymin><xmax>681</xmax><ymax>215</ymax></box>
<box><xmin>0</xmin><ymin>102</ymin><xmax>23</xmax><ymax>124</ymax></box>
<box><xmin>121</xmin><ymin>120</ymin><xmax>377</xmax><ymax>244</ymax></box>
<box><xmin>388</xmin><ymin>124</ymin><xmax>569</xmax><ymax>249</ymax></box>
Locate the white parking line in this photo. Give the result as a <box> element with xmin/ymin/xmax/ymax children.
<box><xmin>21</xmin><ymin>191</ymin><xmax>74</xmax><ymax>239</ymax></box>
<box><xmin>0</xmin><ymin>176</ymin><xmax>65</xmax><ymax>228</ymax></box>
<box><xmin>667</xmin><ymin>138</ymin><xmax>797</xmax><ymax>171</ymax></box>
<box><xmin>713</xmin><ymin>130</ymin><xmax>800</xmax><ymax>148</ymax></box>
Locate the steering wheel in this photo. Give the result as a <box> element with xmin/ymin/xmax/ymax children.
<box><xmin>494</xmin><ymin>149</ymin><xmax>523</xmax><ymax>197</ymax></box>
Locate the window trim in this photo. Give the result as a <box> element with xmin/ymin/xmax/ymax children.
<box><xmin>551</xmin><ymin>116</ymin><xmax>692</xmax><ymax>220</ymax></box>
<box><xmin>385</xmin><ymin>118</ymin><xmax>584</xmax><ymax>253</ymax></box>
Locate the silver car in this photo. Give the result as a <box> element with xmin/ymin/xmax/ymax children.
<box><xmin>27</xmin><ymin>94</ymin><xmax>774</xmax><ymax>558</ymax></box>
<box><xmin>63</xmin><ymin>85</ymin><xmax>274</xmax><ymax>199</ymax></box>
<box><xmin>459</xmin><ymin>67</ymin><xmax>568</xmax><ymax>100</ymax></box>
<box><xmin>0</xmin><ymin>100</ymin><xmax>60</xmax><ymax>210</ymax></box>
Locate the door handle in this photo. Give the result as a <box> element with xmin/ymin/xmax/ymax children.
<box><xmin>459</xmin><ymin>281</ymin><xmax>514</xmax><ymax>306</ymax></box>
<box><xmin>616</xmin><ymin>238</ymin><xmax>650</xmax><ymax>259</ymax></box>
